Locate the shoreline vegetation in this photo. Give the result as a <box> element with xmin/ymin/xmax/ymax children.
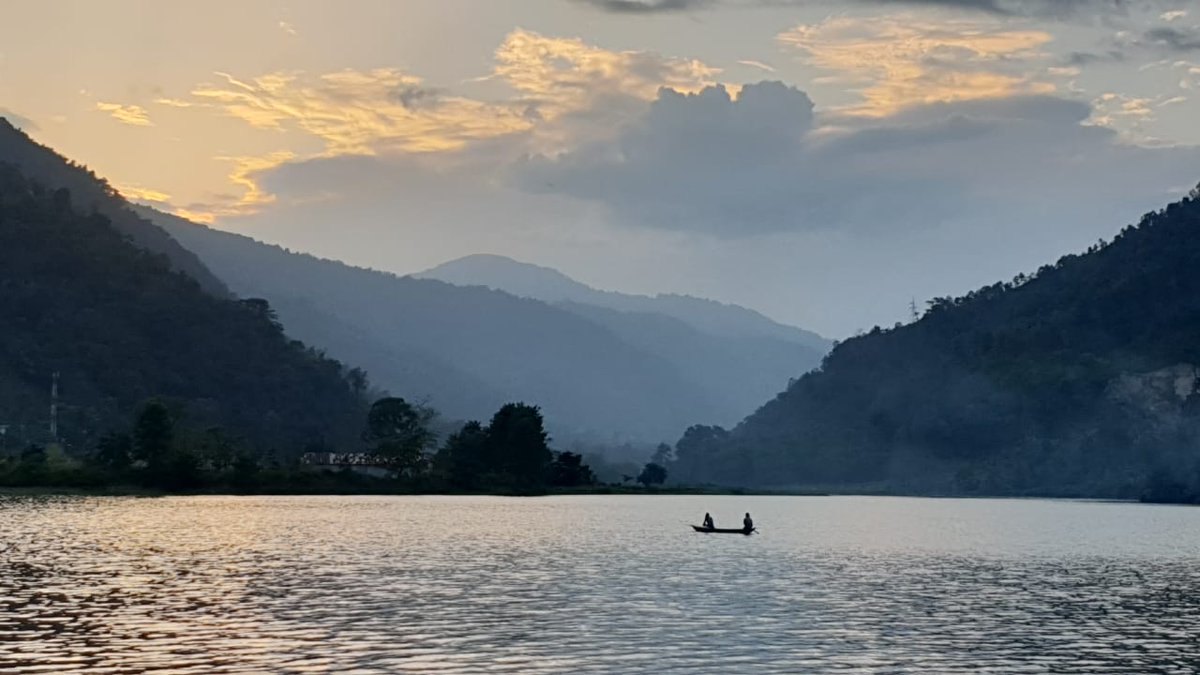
<box><xmin>2</xmin><ymin>479</ymin><xmax>1191</xmax><ymax>505</ymax></box>
<box><xmin>0</xmin><ymin>484</ymin><xmax>829</xmax><ymax>498</ymax></box>
<box><xmin>4</xmin><ymin>395</ymin><xmax>1196</xmax><ymax>504</ymax></box>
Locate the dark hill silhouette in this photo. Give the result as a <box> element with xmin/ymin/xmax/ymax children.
<box><xmin>0</xmin><ymin>118</ymin><xmax>228</xmax><ymax>296</ymax></box>
<box><xmin>137</xmin><ymin>208</ymin><xmax>722</xmax><ymax>442</ymax></box>
<box><xmin>0</xmin><ymin>163</ymin><xmax>366</xmax><ymax>452</ymax></box>
<box><xmin>682</xmin><ymin>184</ymin><xmax>1200</xmax><ymax>499</ymax></box>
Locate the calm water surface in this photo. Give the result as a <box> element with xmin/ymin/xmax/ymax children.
<box><xmin>2</xmin><ymin>494</ymin><xmax>1200</xmax><ymax>673</ymax></box>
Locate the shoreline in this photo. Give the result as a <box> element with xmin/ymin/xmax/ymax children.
<box><xmin>2</xmin><ymin>485</ymin><xmax>1179</xmax><ymax>503</ymax></box>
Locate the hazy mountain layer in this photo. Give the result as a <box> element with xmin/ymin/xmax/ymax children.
<box><xmin>680</xmin><ymin>184</ymin><xmax>1200</xmax><ymax>498</ymax></box>
<box><xmin>419</xmin><ymin>254</ymin><xmax>829</xmax><ymax>421</ymax></box>
<box><xmin>420</xmin><ymin>253</ymin><xmax>829</xmax><ymax>352</ymax></box>
<box><xmin>142</xmin><ymin>209</ymin><xmax>724</xmax><ymax>442</ymax></box>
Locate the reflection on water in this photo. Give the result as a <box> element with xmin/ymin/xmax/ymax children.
<box><xmin>2</xmin><ymin>495</ymin><xmax>1200</xmax><ymax>673</ymax></box>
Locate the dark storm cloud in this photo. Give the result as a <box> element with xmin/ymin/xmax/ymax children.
<box><xmin>1142</xmin><ymin>26</ymin><xmax>1200</xmax><ymax>51</ymax></box>
<box><xmin>513</xmin><ymin>81</ymin><xmax>1200</xmax><ymax>237</ymax></box>
<box><xmin>572</xmin><ymin>0</ymin><xmax>1163</xmax><ymax>17</ymax></box>
<box><xmin>582</xmin><ymin>0</ymin><xmax>712</xmax><ymax>12</ymax></box>
<box><xmin>390</xmin><ymin>85</ymin><xmax>444</xmax><ymax>110</ymax></box>
<box><xmin>1063</xmin><ymin>50</ymin><xmax>1127</xmax><ymax>66</ymax></box>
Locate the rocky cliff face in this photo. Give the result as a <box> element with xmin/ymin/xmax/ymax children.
<box><xmin>1108</xmin><ymin>364</ymin><xmax>1200</xmax><ymax>417</ymax></box>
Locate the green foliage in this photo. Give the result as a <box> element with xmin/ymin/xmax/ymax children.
<box><xmin>484</xmin><ymin>403</ymin><xmax>552</xmax><ymax>489</ymax></box>
<box><xmin>94</xmin><ymin>432</ymin><xmax>132</xmax><ymax>470</ymax></box>
<box><xmin>637</xmin><ymin>462</ymin><xmax>668</xmax><ymax>486</ymax></box>
<box><xmin>363</xmin><ymin>397</ymin><xmax>436</xmax><ymax>473</ymax></box>
<box><xmin>687</xmin><ymin>183</ymin><xmax>1200</xmax><ymax>498</ymax></box>
<box><xmin>0</xmin><ymin>161</ymin><xmax>367</xmax><ymax>454</ymax></box>
<box><xmin>20</xmin><ymin>443</ymin><xmax>46</xmax><ymax>466</ymax></box>
<box><xmin>550</xmin><ymin>451</ymin><xmax>595</xmax><ymax>487</ymax></box>
<box><xmin>432</xmin><ymin>403</ymin><xmax>583</xmax><ymax>492</ymax></box>
<box><xmin>433</xmin><ymin>420</ymin><xmax>488</xmax><ymax>489</ymax></box>
<box><xmin>133</xmin><ymin>400</ymin><xmax>173</xmax><ymax>467</ymax></box>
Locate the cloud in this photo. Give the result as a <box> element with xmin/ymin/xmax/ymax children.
<box><xmin>116</xmin><ymin>184</ymin><xmax>172</xmax><ymax>204</ymax></box>
<box><xmin>1089</xmin><ymin>91</ymin><xmax>1156</xmax><ymax>130</ymax></box>
<box><xmin>189</xmin><ymin>69</ymin><xmax>530</xmax><ymax>154</ymax></box>
<box><xmin>738</xmin><ymin>59</ymin><xmax>777</xmax><ymax>72</ymax></box>
<box><xmin>95</xmin><ymin>102</ymin><xmax>153</xmax><ymax>126</ymax></box>
<box><xmin>572</xmin><ymin>0</ymin><xmax>1169</xmax><ymax>18</ymax></box>
<box><xmin>577</xmin><ymin>0</ymin><xmax>711</xmax><ymax>11</ymax></box>
<box><xmin>493</xmin><ymin>28</ymin><xmax>719</xmax><ymax>134</ymax></box>
<box><xmin>1063</xmin><ymin>50</ymin><xmax>1127</xmax><ymax>66</ymax></box>
<box><xmin>182</xmin><ymin>30</ymin><xmax>718</xmax><ymax>160</ymax></box>
<box><xmin>778</xmin><ymin>16</ymin><xmax>1055</xmax><ymax>115</ymax></box>
<box><xmin>169</xmin><ymin>152</ymin><xmax>297</xmax><ymax>224</ymax></box>
<box><xmin>1142</xmin><ymin>26</ymin><xmax>1200</xmax><ymax>52</ymax></box>
<box><xmin>166</xmin><ymin>30</ymin><xmax>722</xmax><ymax>222</ymax></box>
<box><xmin>0</xmin><ymin>108</ymin><xmax>38</xmax><ymax>131</ymax></box>
<box><xmin>513</xmin><ymin>81</ymin><xmax>1200</xmax><ymax>237</ymax></box>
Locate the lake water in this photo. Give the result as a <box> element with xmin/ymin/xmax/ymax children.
<box><xmin>2</xmin><ymin>495</ymin><xmax>1200</xmax><ymax>673</ymax></box>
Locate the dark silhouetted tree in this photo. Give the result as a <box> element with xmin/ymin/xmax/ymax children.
<box><xmin>638</xmin><ymin>462</ymin><xmax>667</xmax><ymax>486</ymax></box>
<box><xmin>550</xmin><ymin>451</ymin><xmax>595</xmax><ymax>487</ymax></box>
<box><xmin>94</xmin><ymin>432</ymin><xmax>132</xmax><ymax>470</ymax></box>
<box><xmin>485</xmin><ymin>403</ymin><xmax>551</xmax><ymax>489</ymax></box>
<box><xmin>133</xmin><ymin>400</ymin><xmax>173</xmax><ymax>467</ymax></box>
<box><xmin>434</xmin><ymin>420</ymin><xmax>488</xmax><ymax>489</ymax></box>
<box><xmin>364</xmin><ymin>397</ymin><xmax>436</xmax><ymax>474</ymax></box>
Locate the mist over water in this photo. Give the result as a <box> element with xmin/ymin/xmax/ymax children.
<box><xmin>2</xmin><ymin>495</ymin><xmax>1200</xmax><ymax>673</ymax></box>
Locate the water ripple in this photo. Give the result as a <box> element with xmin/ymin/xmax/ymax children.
<box><xmin>2</xmin><ymin>495</ymin><xmax>1200</xmax><ymax>673</ymax></box>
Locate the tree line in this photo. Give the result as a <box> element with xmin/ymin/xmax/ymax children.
<box><xmin>0</xmin><ymin>396</ymin><xmax>611</xmax><ymax>494</ymax></box>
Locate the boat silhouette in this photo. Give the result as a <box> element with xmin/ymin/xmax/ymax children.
<box><xmin>692</xmin><ymin>525</ymin><xmax>756</xmax><ymax>535</ymax></box>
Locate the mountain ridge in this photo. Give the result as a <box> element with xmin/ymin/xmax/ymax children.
<box><xmin>0</xmin><ymin>118</ymin><xmax>228</xmax><ymax>296</ymax></box>
<box><xmin>138</xmin><ymin>207</ymin><xmax>727</xmax><ymax>443</ymax></box>
<box><xmin>418</xmin><ymin>253</ymin><xmax>829</xmax><ymax>352</ymax></box>
<box><xmin>0</xmin><ymin>159</ymin><xmax>366</xmax><ymax>452</ymax></box>
<box><xmin>676</xmin><ymin>183</ymin><xmax>1200</xmax><ymax>498</ymax></box>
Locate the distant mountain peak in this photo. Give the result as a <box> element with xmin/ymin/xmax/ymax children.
<box><xmin>418</xmin><ymin>253</ymin><xmax>830</xmax><ymax>351</ymax></box>
<box><xmin>417</xmin><ymin>254</ymin><xmax>594</xmax><ymax>303</ymax></box>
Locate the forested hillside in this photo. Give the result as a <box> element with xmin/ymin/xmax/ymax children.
<box><xmin>419</xmin><ymin>254</ymin><xmax>829</xmax><ymax>422</ymax></box>
<box><xmin>420</xmin><ymin>253</ymin><xmax>829</xmax><ymax>351</ymax></box>
<box><xmin>678</xmin><ymin>185</ymin><xmax>1200</xmax><ymax>498</ymax></box>
<box><xmin>0</xmin><ymin>163</ymin><xmax>367</xmax><ymax>452</ymax></box>
<box><xmin>0</xmin><ymin>119</ymin><xmax>227</xmax><ymax>295</ymax></box>
<box><xmin>139</xmin><ymin>208</ymin><xmax>722</xmax><ymax>442</ymax></box>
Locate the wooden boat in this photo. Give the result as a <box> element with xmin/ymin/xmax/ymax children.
<box><xmin>692</xmin><ymin>525</ymin><xmax>755</xmax><ymax>535</ymax></box>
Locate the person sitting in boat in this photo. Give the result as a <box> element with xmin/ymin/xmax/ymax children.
<box><xmin>702</xmin><ymin>512</ymin><xmax>714</xmax><ymax>530</ymax></box>
<box><xmin>743</xmin><ymin>512</ymin><xmax>754</xmax><ymax>533</ymax></box>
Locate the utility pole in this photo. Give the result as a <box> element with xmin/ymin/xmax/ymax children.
<box><xmin>909</xmin><ymin>297</ymin><xmax>920</xmax><ymax>323</ymax></box>
<box><xmin>49</xmin><ymin>371</ymin><xmax>59</xmax><ymax>444</ymax></box>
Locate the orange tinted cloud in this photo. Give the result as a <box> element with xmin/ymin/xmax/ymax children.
<box><xmin>95</xmin><ymin>102</ymin><xmax>153</xmax><ymax>126</ymax></box>
<box><xmin>779</xmin><ymin>16</ymin><xmax>1055</xmax><ymax>115</ymax></box>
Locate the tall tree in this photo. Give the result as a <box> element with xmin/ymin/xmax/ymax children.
<box><xmin>363</xmin><ymin>397</ymin><xmax>436</xmax><ymax>474</ymax></box>
<box><xmin>638</xmin><ymin>462</ymin><xmax>668</xmax><ymax>486</ymax></box>
<box><xmin>433</xmin><ymin>420</ymin><xmax>488</xmax><ymax>489</ymax></box>
<box><xmin>94</xmin><ymin>432</ymin><xmax>132</xmax><ymax>470</ymax></box>
<box><xmin>485</xmin><ymin>403</ymin><xmax>551</xmax><ymax>488</ymax></box>
<box><xmin>132</xmin><ymin>401</ymin><xmax>173</xmax><ymax>467</ymax></box>
<box><xmin>550</xmin><ymin>451</ymin><xmax>595</xmax><ymax>487</ymax></box>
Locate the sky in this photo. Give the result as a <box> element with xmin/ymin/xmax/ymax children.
<box><xmin>3</xmin><ymin>0</ymin><xmax>1200</xmax><ymax>337</ymax></box>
